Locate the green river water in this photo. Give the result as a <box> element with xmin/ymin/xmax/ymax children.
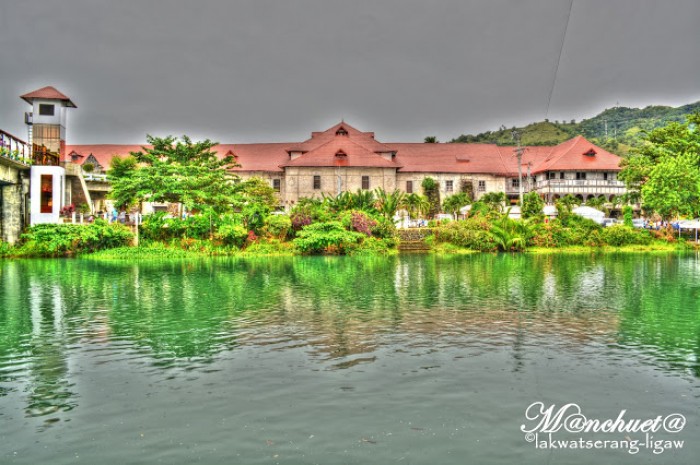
<box><xmin>0</xmin><ymin>253</ymin><xmax>699</xmax><ymax>464</ymax></box>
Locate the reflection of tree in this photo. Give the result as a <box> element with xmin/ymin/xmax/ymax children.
<box><xmin>1</xmin><ymin>253</ymin><xmax>699</xmax><ymax>424</ymax></box>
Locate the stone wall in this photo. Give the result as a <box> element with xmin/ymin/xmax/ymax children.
<box><xmin>0</xmin><ymin>163</ymin><xmax>28</xmax><ymax>244</ymax></box>
<box><xmin>396</xmin><ymin>173</ymin><xmax>505</xmax><ymax>200</ymax></box>
<box><xmin>283</xmin><ymin>167</ymin><xmax>397</xmax><ymax>204</ymax></box>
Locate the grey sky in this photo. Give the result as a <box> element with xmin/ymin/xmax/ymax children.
<box><xmin>1</xmin><ymin>0</ymin><xmax>698</xmax><ymax>144</ymax></box>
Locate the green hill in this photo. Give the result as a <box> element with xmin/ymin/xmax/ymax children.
<box><xmin>449</xmin><ymin>101</ymin><xmax>700</xmax><ymax>155</ymax></box>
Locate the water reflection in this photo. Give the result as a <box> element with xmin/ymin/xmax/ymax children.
<box><xmin>0</xmin><ymin>253</ymin><xmax>699</xmax><ymax>426</ymax></box>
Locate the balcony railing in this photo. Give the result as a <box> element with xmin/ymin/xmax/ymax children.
<box><xmin>535</xmin><ymin>179</ymin><xmax>625</xmax><ymax>189</ymax></box>
<box><xmin>0</xmin><ymin>129</ymin><xmax>31</xmax><ymax>165</ymax></box>
<box><xmin>83</xmin><ymin>173</ymin><xmax>108</xmax><ymax>182</ymax></box>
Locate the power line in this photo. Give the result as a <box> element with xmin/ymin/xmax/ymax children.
<box><xmin>545</xmin><ymin>0</ymin><xmax>574</xmax><ymax>120</ymax></box>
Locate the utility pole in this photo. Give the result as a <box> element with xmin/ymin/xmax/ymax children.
<box><xmin>512</xmin><ymin>130</ymin><xmax>524</xmax><ymax>206</ymax></box>
<box><xmin>604</xmin><ymin>118</ymin><xmax>608</xmax><ymax>140</ymax></box>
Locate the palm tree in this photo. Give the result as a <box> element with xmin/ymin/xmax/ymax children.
<box><xmin>374</xmin><ymin>188</ymin><xmax>406</xmax><ymax>219</ymax></box>
<box><xmin>585</xmin><ymin>195</ymin><xmax>608</xmax><ymax>214</ymax></box>
<box><xmin>481</xmin><ymin>192</ymin><xmax>507</xmax><ymax>212</ymax></box>
<box><xmin>488</xmin><ymin>210</ymin><xmax>530</xmax><ymax>251</ymax></box>
<box><xmin>404</xmin><ymin>193</ymin><xmax>431</xmax><ymax>220</ymax></box>
<box><xmin>351</xmin><ymin>189</ymin><xmax>376</xmax><ymax>212</ymax></box>
<box><xmin>556</xmin><ymin>194</ymin><xmax>581</xmax><ymax>214</ymax></box>
<box><xmin>442</xmin><ymin>192</ymin><xmax>472</xmax><ymax>218</ymax></box>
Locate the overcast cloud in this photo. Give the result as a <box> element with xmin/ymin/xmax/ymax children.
<box><xmin>1</xmin><ymin>0</ymin><xmax>698</xmax><ymax>144</ymax></box>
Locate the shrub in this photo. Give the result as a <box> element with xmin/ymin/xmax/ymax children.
<box><xmin>291</xmin><ymin>210</ymin><xmax>312</xmax><ymax>231</ymax></box>
<box><xmin>351</xmin><ymin>237</ymin><xmax>396</xmax><ymax>255</ymax></box>
<box><xmin>371</xmin><ymin>216</ymin><xmax>398</xmax><ymax>239</ymax></box>
<box><xmin>215</xmin><ymin>223</ymin><xmax>248</xmax><ymax>248</ymax></box>
<box><xmin>602</xmin><ymin>225</ymin><xmax>652</xmax><ymax>246</ymax></box>
<box><xmin>263</xmin><ymin>214</ymin><xmax>292</xmax><ymax>239</ymax></box>
<box><xmin>521</xmin><ymin>192</ymin><xmax>544</xmax><ymax>220</ymax></box>
<box><xmin>293</xmin><ymin>221</ymin><xmax>365</xmax><ymax>254</ymax></box>
<box><xmin>339</xmin><ymin>210</ymin><xmax>377</xmax><ymax>236</ymax></box>
<box><xmin>16</xmin><ymin>220</ymin><xmax>133</xmax><ymax>256</ymax></box>
<box><xmin>433</xmin><ymin>217</ymin><xmax>497</xmax><ymax>252</ymax></box>
<box><xmin>622</xmin><ymin>205</ymin><xmax>634</xmax><ymax>227</ymax></box>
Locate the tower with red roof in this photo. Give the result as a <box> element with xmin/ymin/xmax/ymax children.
<box><xmin>21</xmin><ymin>86</ymin><xmax>76</xmax><ymax>165</ymax></box>
<box><xmin>21</xmin><ymin>86</ymin><xmax>77</xmax><ymax>224</ymax></box>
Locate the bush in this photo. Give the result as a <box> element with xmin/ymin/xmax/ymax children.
<box><xmin>16</xmin><ymin>220</ymin><xmax>133</xmax><ymax>256</ymax></box>
<box><xmin>351</xmin><ymin>237</ymin><xmax>396</xmax><ymax>255</ymax></box>
<box><xmin>560</xmin><ymin>214</ymin><xmax>603</xmax><ymax>245</ymax></box>
<box><xmin>521</xmin><ymin>192</ymin><xmax>544</xmax><ymax>220</ymax></box>
<box><xmin>622</xmin><ymin>205</ymin><xmax>634</xmax><ymax>227</ymax></box>
<box><xmin>293</xmin><ymin>221</ymin><xmax>365</xmax><ymax>254</ymax></box>
<box><xmin>433</xmin><ymin>217</ymin><xmax>497</xmax><ymax>252</ymax></box>
<box><xmin>371</xmin><ymin>216</ymin><xmax>397</xmax><ymax>239</ymax></box>
<box><xmin>263</xmin><ymin>214</ymin><xmax>292</xmax><ymax>239</ymax></box>
<box><xmin>215</xmin><ymin>223</ymin><xmax>248</xmax><ymax>248</ymax></box>
<box><xmin>339</xmin><ymin>210</ymin><xmax>377</xmax><ymax>236</ymax></box>
<box><xmin>602</xmin><ymin>225</ymin><xmax>652</xmax><ymax>246</ymax></box>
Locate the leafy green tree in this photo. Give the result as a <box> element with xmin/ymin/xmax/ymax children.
<box><xmin>421</xmin><ymin>177</ymin><xmax>441</xmax><ymax>217</ymax></box>
<box><xmin>619</xmin><ymin>113</ymin><xmax>700</xmax><ymax>204</ymax></box>
<box><xmin>641</xmin><ymin>152</ymin><xmax>700</xmax><ymax>220</ymax></box>
<box><xmin>424</xmin><ymin>136</ymin><xmax>438</xmax><ymax>143</ymax></box>
<box><xmin>521</xmin><ymin>192</ymin><xmax>544</xmax><ymax>219</ymax></box>
<box><xmin>108</xmin><ymin>135</ymin><xmax>241</xmax><ymax>212</ymax></box>
<box><xmin>622</xmin><ymin>205</ymin><xmax>634</xmax><ymax>227</ymax></box>
<box><xmin>238</xmin><ymin>177</ymin><xmax>279</xmax><ymax>210</ymax></box>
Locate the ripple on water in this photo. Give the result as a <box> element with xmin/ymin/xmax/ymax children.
<box><xmin>0</xmin><ymin>254</ymin><xmax>699</xmax><ymax>465</ymax></box>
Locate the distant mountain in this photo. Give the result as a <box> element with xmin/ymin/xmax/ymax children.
<box><xmin>449</xmin><ymin>101</ymin><xmax>700</xmax><ymax>155</ymax></box>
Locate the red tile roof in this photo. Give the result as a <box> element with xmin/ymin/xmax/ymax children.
<box><xmin>287</xmin><ymin>122</ymin><xmax>395</xmax><ymax>154</ymax></box>
<box><xmin>281</xmin><ymin>137</ymin><xmax>400</xmax><ymax>168</ymax></box>
<box><xmin>20</xmin><ymin>86</ymin><xmax>77</xmax><ymax>108</ymax></box>
<box><xmin>390</xmin><ymin>143</ymin><xmax>510</xmax><ymax>174</ymax></box>
<box><xmin>64</xmin><ymin>125</ymin><xmax>621</xmax><ymax>176</ymax></box>
<box><xmin>218</xmin><ymin>143</ymin><xmax>290</xmax><ymax>172</ymax></box>
<box><xmin>530</xmin><ymin>136</ymin><xmax>622</xmax><ymax>173</ymax></box>
<box><xmin>65</xmin><ymin>144</ymin><xmax>146</xmax><ymax>169</ymax></box>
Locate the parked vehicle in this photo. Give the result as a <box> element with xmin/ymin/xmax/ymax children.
<box><xmin>632</xmin><ymin>219</ymin><xmax>646</xmax><ymax>228</ymax></box>
<box><xmin>601</xmin><ymin>218</ymin><xmax>618</xmax><ymax>227</ymax></box>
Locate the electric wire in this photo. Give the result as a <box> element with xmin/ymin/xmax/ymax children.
<box><xmin>545</xmin><ymin>0</ymin><xmax>574</xmax><ymax>120</ymax></box>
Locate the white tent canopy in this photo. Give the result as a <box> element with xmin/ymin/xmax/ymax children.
<box><xmin>543</xmin><ymin>205</ymin><xmax>558</xmax><ymax>217</ymax></box>
<box><xmin>572</xmin><ymin>206</ymin><xmax>605</xmax><ymax>224</ymax></box>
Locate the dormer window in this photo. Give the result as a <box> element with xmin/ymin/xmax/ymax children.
<box><xmin>336</xmin><ymin>127</ymin><xmax>348</xmax><ymax>136</ymax></box>
<box><xmin>583</xmin><ymin>149</ymin><xmax>596</xmax><ymax>157</ymax></box>
<box><xmin>335</xmin><ymin>150</ymin><xmax>347</xmax><ymax>157</ymax></box>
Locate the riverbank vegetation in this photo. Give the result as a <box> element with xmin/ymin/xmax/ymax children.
<box><xmin>2</xmin><ymin>115</ymin><xmax>698</xmax><ymax>259</ymax></box>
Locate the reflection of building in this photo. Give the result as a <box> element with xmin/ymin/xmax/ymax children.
<box><xmin>66</xmin><ymin>121</ymin><xmax>625</xmax><ymax>207</ymax></box>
